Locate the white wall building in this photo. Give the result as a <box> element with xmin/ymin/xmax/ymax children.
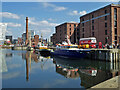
<box><xmin>30</xmin><ymin>30</ymin><xmax>35</xmax><ymax>39</ymax></box>
<box><xmin>0</xmin><ymin>23</ymin><xmax>7</xmax><ymax>45</ymax></box>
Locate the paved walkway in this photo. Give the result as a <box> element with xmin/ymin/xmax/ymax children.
<box><xmin>88</xmin><ymin>75</ymin><xmax>120</xmax><ymax>89</ymax></box>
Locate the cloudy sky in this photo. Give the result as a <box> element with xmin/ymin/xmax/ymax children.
<box><xmin>1</xmin><ymin>2</ymin><xmax>118</xmax><ymax>39</ymax></box>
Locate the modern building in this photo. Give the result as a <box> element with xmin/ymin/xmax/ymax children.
<box><xmin>22</xmin><ymin>33</ymin><xmax>26</xmax><ymax>43</ymax></box>
<box><xmin>13</xmin><ymin>39</ymin><xmax>18</xmax><ymax>44</ymax></box>
<box><xmin>79</xmin><ymin>4</ymin><xmax>120</xmax><ymax>45</ymax></box>
<box><xmin>30</xmin><ymin>30</ymin><xmax>35</xmax><ymax>39</ymax></box>
<box><xmin>51</xmin><ymin>33</ymin><xmax>57</xmax><ymax>45</ymax></box>
<box><xmin>5</xmin><ymin>36</ymin><xmax>12</xmax><ymax>43</ymax></box>
<box><xmin>0</xmin><ymin>23</ymin><xmax>7</xmax><ymax>45</ymax></box>
<box><xmin>51</xmin><ymin>22</ymin><xmax>79</xmax><ymax>45</ymax></box>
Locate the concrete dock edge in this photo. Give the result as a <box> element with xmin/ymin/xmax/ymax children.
<box><xmin>88</xmin><ymin>75</ymin><xmax>120</xmax><ymax>90</ymax></box>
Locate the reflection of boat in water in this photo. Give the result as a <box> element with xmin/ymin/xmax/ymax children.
<box><xmin>56</xmin><ymin>64</ymin><xmax>80</xmax><ymax>79</ymax></box>
<box><xmin>39</xmin><ymin>49</ymin><xmax>51</xmax><ymax>57</ymax></box>
<box><xmin>79</xmin><ymin>68</ymin><xmax>97</xmax><ymax>76</ymax></box>
<box><xmin>53</xmin><ymin>56</ymin><xmax>118</xmax><ymax>89</ymax></box>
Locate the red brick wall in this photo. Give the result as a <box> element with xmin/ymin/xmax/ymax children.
<box><xmin>80</xmin><ymin>5</ymin><xmax>113</xmax><ymax>45</ymax></box>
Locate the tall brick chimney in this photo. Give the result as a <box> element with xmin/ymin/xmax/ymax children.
<box><xmin>25</xmin><ymin>17</ymin><xmax>28</xmax><ymax>45</ymax></box>
<box><xmin>26</xmin><ymin>17</ymin><xmax>28</xmax><ymax>40</ymax></box>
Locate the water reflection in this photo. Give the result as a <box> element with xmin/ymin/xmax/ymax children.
<box><xmin>24</xmin><ymin>51</ymin><xmax>51</xmax><ymax>81</ymax></box>
<box><xmin>53</xmin><ymin>56</ymin><xmax>120</xmax><ymax>89</ymax></box>
<box><xmin>2</xmin><ymin>49</ymin><xmax>120</xmax><ymax>88</ymax></box>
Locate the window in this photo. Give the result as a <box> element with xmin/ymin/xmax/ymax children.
<box><xmin>114</xmin><ymin>14</ymin><xmax>117</xmax><ymax>20</ymax></box>
<box><xmin>92</xmin><ymin>15</ymin><xmax>94</xmax><ymax>18</ymax></box>
<box><xmin>70</xmin><ymin>28</ymin><xmax>71</xmax><ymax>31</ymax></box>
<box><xmin>115</xmin><ymin>36</ymin><xmax>117</xmax><ymax>40</ymax></box>
<box><xmin>115</xmin><ymin>28</ymin><xmax>117</xmax><ymax>35</ymax></box>
<box><xmin>92</xmin><ymin>32</ymin><xmax>94</xmax><ymax>37</ymax></box>
<box><xmin>105</xmin><ymin>10</ymin><xmax>107</xmax><ymax>14</ymax></box>
<box><xmin>74</xmin><ymin>24</ymin><xmax>76</xmax><ymax>27</ymax></box>
<box><xmin>114</xmin><ymin>21</ymin><xmax>117</xmax><ymax>27</ymax></box>
<box><xmin>70</xmin><ymin>32</ymin><xmax>71</xmax><ymax>35</ymax></box>
<box><xmin>105</xmin><ymin>16</ymin><xmax>107</xmax><ymax>20</ymax></box>
<box><xmin>82</xmin><ymin>18</ymin><xmax>84</xmax><ymax>21</ymax></box>
<box><xmin>82</xmin><ymin>34</ymin><xmax>84</xmax><ymax>38</ymax></box>
<box><xmin>92</xmin><ymin>26</ymin><xmax>94</xmax><ymax>30</ymax></box>
<box><xmin>105</xmin><ymin>23</ymin><xmax>107</xmax><ymax>27</ymax></box>
<box><xmin>82</xmin><ymin>28</ymin><xmax>84</xmax><ymax>32</ymax></box>
<box><xmin>105</xmin><ymin>30</ymin><xmax>107</xmax><ymax>35</ymax></box>
<box><xmin>92</xmin><ymin>20</ymin><xmax>94</xmax><ymax>24</ymax></box>
<box><xmin>114</xmin><ymin>8</ymin><xmax>117</xmax><ymax>14</ymax></box>
<box><xmin>70</xmin><ymin>24</ymin><xmax>71</xmax><ymax>27</ymax></box>
<box><xmin>105</xmin><ymin>38</ymin><xmax>108</xmax><ymax>44</ymax></box>
<box><xmin>82</xmin><ymin>23</ymin><xmax>84</xmax><ymax>27</ymax></box>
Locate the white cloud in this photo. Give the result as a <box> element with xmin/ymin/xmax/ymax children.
<box><xmin>54</xmin><ymin>7</ymin><xmax>67</xmax><ymax>11</ymax></box>
<box><xmin>42</xmin><ymin>2</ymin><xmax>67</xmax><ymax>11</ymax></box>
<box><xmin>0</xmin><ymin>12</ymin><xmax>20</xmax><ymax>19</ymax></box>
<box><xmin>7</xmin><ymin>22</ymin><xmax>21</xmax><ymax>27</ymax></box>
<box><xmin>2</xmin><ymin>72</ymin><xmax>21</xmax><ymax>79</ymax></box>
<box><xmin>29</xmin><ymin>18</ymin><xmax>58</xmax><ymax>27</ymax></box>
<box><xmin>48</xmin><ymin>18</ymin><xmax>56</xmax><ymax>21</ymax></box>
<box><xmin>0</xmin><ymin>22</ymin><xmax>21</xmax><ymax>27</ymax></box>
<box><xmin>69</xmin><ymin>10</ymin><xmax>87</xmax><ymax>16</ymax></box>
<box><xmin>28</xmin><ymin>17</ymin><xmax>58</xmax><ymax>38</ymax></box>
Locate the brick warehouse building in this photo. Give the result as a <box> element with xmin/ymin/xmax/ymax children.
<box><xmin>51</xmin><ymin>22</ymin><xmax>79</xmax><ymax>45</ymax></box>
<box><xmin>51</xmin><ymin>3</ymin><xmax>120</xmax><ymax>46</ymax></box>
<box><xmin>79</xmin><ymin>4</ymin><xmax>120</xmax><ymax>45</ymax></box>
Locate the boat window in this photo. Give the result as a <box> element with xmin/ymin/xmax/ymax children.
<box><xmin>70</xmin><ymin>46</ymin><xmax>78</xmax><ymax>48</ymax></box>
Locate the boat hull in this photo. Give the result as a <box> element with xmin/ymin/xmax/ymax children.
<box><xmin>51</xmin><ymin>49</ymin><xmax>90</xmax><ymax>58</ymax></box>
<box><xmin>39</xmin><ymin>49</ymin><xmax>51</xmax><ymax>57</ymax></box>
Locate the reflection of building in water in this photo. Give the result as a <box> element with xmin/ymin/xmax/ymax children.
<box><xmin>25</xmin><ymin>51</ymin><xmax>38</xmax><ymax>81</ymax></box>
<box><xmin>26</xmin><ymin>52</ymin><xmax>29</xmax><ymax>81</ymax></box>
<box><xmin>53</xmin><ymin>56</ymin><xmax>120</xmax><ymax>89</ymax></box>
<box><xmin>56</xmin><ymin>65</ymin><xmax>79</xmax><ymax>79</ymax></box>
<box><xmin>25</xmin><ymin>51</ymin><xmax>41</xmax><ymax>81</ymax></box>
<box><xmin>79</xmin><ymin>69</ymin><xmax>113</xmax><ymax>89</ymax></box>
<box><xmin>78</xmin><ymin>61</ymin><xmax>120</xmax><ymax>89</ymax></box>
<box><xmin>0</xmin><ymin>50</ymin><xmax>8</xmax><ymax>72</ymax></box>
<box><xmin>5</xmin><ymin>53</ymin><xmax>12</xmax><ymax>58</ymax></box>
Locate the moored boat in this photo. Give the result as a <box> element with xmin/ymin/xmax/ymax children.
<box><xmin>51</xmin><ymin>45</ymin><xmax>90</xmax><ymax>58</ymax></box>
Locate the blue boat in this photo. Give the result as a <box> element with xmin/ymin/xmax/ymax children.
<box><xmin>51</xmin><ymin>35</ymin><xmax>91</xmax><ymax>58</ymax></box>
<box><xmin>51</xmin><ymin>45</ymin><xmax>91</xmax><ymax>58</ymax></box>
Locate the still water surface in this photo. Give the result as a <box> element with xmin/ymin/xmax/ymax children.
<box><xmin>1</xmin><ymin>49</ymin><xmax>120</xmax><ymax>88</ymax></box>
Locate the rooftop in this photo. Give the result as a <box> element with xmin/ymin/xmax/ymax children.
<box><xmin>80</xmin><ymin>4</ymin><xmax>120</xmax><ymax>18</ymax></box>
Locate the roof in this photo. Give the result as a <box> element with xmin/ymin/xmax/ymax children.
<box><xmin>80</xmin><ymin>4</ymin><xmax>120</xmax><ymax>19</ymax></box>
<box><xmin>55</xmin><ymin>22</ymin><xmax>79</xmax><ymax>28</ymax></box>
<box><xmin>80</xmin><ymin>4</ymin><xmax>111</xmax><ymax>18</ymax></box>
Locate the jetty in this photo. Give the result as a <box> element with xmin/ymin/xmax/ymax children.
<box><xmin>11</xmin><ymin>46</ymin><xmax>27</xmax><ymax>50</ymax></box>
<box><xmin>88</xmin><ymin>75</ymin><xmax>120</xmax><ymax>89</ymax></box>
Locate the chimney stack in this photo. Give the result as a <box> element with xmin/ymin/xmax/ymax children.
<box><xmin>26</xmin><ymin>17</ymin><xmax>28</xmax><ymax>40</ymax></box>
